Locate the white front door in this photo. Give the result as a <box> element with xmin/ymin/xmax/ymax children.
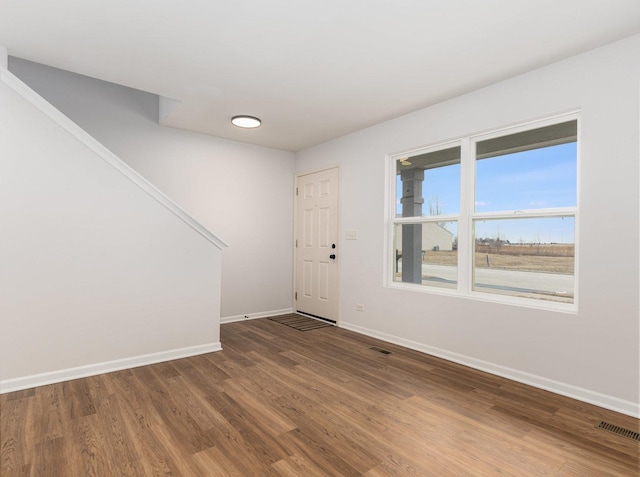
<box><xmin>295</xmin><ymin>167</ymin><xmax>339</xmax><ymax>322</ymax></box>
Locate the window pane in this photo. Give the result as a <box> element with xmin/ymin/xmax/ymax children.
<box><xmin>473</xmin><ymin>217</ymin><xmax>575</xmax><ymax>303</ymax></box>
<box><xmin>393</xmin><ymin>221</ymin><xmax>458</xmax><ymax>289</ymax></box>
<box><xmin>475</xmin><ymin>121</ymin><xmax>577</xmax><ymax>212</ymax></box>
<box><xmin>396</xmin><ymin>145</ymin><xmax>461</xmax><ymax>217</ymax></box>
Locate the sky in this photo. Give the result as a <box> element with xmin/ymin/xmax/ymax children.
<box><xmin>396</xmin><ymin>142</ymin><xmax>577</xmax><ymax>244</ymax></box>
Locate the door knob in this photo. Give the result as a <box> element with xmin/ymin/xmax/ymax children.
<box><xmin>329</xmin><ymin>254</ymin><xmax>336</xmax><ymax>260</ymax></box>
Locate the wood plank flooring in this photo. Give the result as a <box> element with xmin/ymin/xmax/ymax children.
<box><xmin>1</xmin><ymin>318</ymin><xmax>638</xmax><ymax>476</ymax></box>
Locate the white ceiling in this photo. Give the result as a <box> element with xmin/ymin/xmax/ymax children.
<box><xmin>1</xmin><ymin>0</ymin><xmax>639</xmax><ymax>151</ymax></box>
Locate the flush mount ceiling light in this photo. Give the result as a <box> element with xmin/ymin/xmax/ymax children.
<box><xmin>231</xmin><ymin>115</ymin><xmax>261</xmax><ymax>128</ymax></box>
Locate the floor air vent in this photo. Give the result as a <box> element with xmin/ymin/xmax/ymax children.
<box><xmin>369</xmin><ymin>346</ymin><xmax>392</xmax><ymax>355</ymax></box>
<box><xmin>596</xmin><ymin>421</ymin><xmax>640</xmax><ymax>441</ymax></box>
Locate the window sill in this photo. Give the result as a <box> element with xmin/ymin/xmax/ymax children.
<box><xmin>385</xmin><ymin>281</ymin><xmax>578</xmax><ymax>314</ymax></box>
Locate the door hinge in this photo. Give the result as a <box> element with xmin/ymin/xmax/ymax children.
<box><xmin>295</xmin><ymin>239</ymin><xmax>298</xmax><ymax>247</ymax></box>
<box><xmin>295</xmin><ymin>292</ymin><xmax>298</xmax><ymax>300</ymax></box>
<box><xmin>296</xmin><ymin>187</ymin><xmax>298</xmax><ymax>196</ymax></box>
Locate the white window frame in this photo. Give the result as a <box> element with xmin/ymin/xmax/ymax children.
<box><xmin>385</xmin><ymin>112</ymin><xmax>580</xmax><ymax>312</ymax></box>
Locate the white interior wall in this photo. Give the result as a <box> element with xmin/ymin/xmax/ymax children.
<box><xmin>296</xmin><ymin>35</ymin><xmax>640</xmax><ymax>415</ymax></box>
<box><xmin>0</xmin><ymin>69</ymin><xmax>223</xmax><ymax>389</ymax></box>
<box><xmin>6</xmin><ymin>37</ymin><xmax>638</xmax><ymax>415</ymax></box>
<box><xmin>8</xmin><ymin>58</ymin><xmax>296</xmax><ymax>320</ymax></box>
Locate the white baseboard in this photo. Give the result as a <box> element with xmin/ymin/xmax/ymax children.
<box><xmin>0</xmin><ymin>342</ymin><xmax>222</xmax><ymax>394</ymax></box>
<box><xmin>340</xmin><ymin>322</ymin><xmax>640</xmax><ymax>419</ymax></box>
<box><xmin>221</xmin><ymin>308</ymin><xmax>294</xmax><ymax>324</ymax></box>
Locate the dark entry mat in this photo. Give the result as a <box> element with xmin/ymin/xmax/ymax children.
<box><xmin>268</xmin><ymin>313</ymin><xmax>333</xmax><ymax>331</ymax></box>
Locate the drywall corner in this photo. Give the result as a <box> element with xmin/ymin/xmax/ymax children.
<box><xmin>159</xmin><ymin>95</ymin><xmax>181</xmax><ymax>123</ymax></box>
<box><xmin>0</xmin><ymin>46</ymin><xmax>7</xmax><ymax>68</ymax></box>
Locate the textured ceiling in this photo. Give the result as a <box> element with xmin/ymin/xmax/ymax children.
<box><xmin>1</xmin><ymin>0</ymin><xmax>639</xmax><ymax>151</ymax></box>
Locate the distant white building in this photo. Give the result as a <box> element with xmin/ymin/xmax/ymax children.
<box><xmin>394</xmin><ymin>223</ymin><xmax>454</xmax><ymax>252</ymax></box>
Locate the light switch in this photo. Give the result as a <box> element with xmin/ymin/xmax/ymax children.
<box><xmin>345</xmin><ymin>229</ymin><xmax>358</xmax><ymax>240</ymax></box>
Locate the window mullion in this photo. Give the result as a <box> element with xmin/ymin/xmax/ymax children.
<box><xmin>473</xmin><ymin>208</ymin><xmax>576</xmax><ymax>220</ymax></box>
<box><xmin>393</xmin><ymin>213</ymin><xmax>460</xmax><ymax>224</ymax></box>
<box><xmin>458</xmin><ymin>137</ymin><xmax>473</xmax><ymax>294</ymax></box>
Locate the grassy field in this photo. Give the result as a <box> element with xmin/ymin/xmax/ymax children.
<box><xmin>475</xmin><ymin>243</ymin><xmax>574</xmax><ymax>257</ymax></box>
<box><xmin>424</xmin><ymin>244</ymin><xmax>574</xmax><ymax>274</ymax></box>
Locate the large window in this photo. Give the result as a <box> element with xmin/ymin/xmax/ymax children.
<box><xmin>388</xmin><ymin>115</ymin><xmax>578</xmax><ymax>309</ymax></box>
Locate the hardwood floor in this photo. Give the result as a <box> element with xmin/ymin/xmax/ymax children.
<box><xmin>2</xmin><ymin>317</ymin><xmax>638</xmax><ymax>476</ymax></box>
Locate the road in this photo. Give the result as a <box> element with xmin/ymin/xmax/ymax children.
<box><xmin>399</xmin><ymin>264</ymin><xmax>573</xmax><ymax>297</ymax></box>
